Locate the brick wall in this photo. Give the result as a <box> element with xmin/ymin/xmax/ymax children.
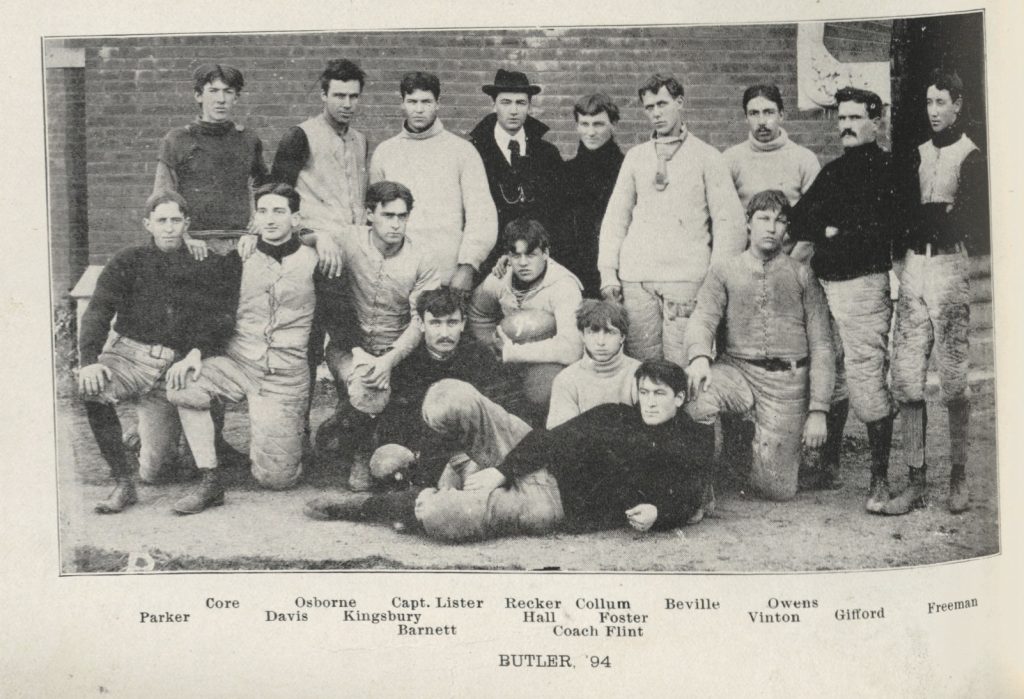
<box><xmin>824</xmin><ymin>20</ymin><xmax>893</xmax><ymax>62</ymax></box>
<box><xmin>45</xmin><ymin>62</ymin><xmax>88</xmax><ymax>297</ymax></box>
<box><xmin>46</xmin><ymin>20</ymin><xmax>896</xmax><ymax>268</ymax></box>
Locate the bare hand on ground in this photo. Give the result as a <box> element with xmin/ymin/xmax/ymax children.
<box><xmin>626</xmin><ymin>504</ymin><xmax>657</xmax><ymax>531</ymax></box>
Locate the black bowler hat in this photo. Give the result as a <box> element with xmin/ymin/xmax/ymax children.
<box><xmin>482</xmin><ymin>69</ymin><xmax>542</xmax><ymax>97</ymax></box>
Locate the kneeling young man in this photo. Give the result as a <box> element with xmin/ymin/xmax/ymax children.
<box><xmin>305</xmin><ymin>360</ymin><xmax>713</xmax><ymax>541</ymax></box>
<box><xmin>684</xmin><ymin>189</ymin><xmax>834</xmax><ymax>500</ymax></box>
<box><xmin>77</xmin><ymin>192</ymin><xmax>240</xmax><ymax>513</ymax></box>
<box><xmin>168</xmin><ymin>183</ymin><xmax>319</xmax><ymax>513</ymax></box>
<box><xmin>315</xmin><ymin>180</ymin><xmax>443</xmax><ymax>490</ymax></box>
<box><xmin>546</xmin><ymin>299</ymin><xmax>640</xmax><ymax>428</ymax></box>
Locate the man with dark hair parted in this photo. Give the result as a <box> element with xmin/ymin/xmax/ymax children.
<box><xmin>151</xmin><ymin>63</ymin><xmax>270</xmax><ymax>468</ymax></box>
<box><xmin>167</xmin><ymin>183</ymin><xmax>319</xmax><ymax>513</ymax></box>
<box><xmin>562</xmin><ymin>93</ymin><xmax>626</xmax><ymax>297</ymax></box>
<box><xmin>304</xmin><ymin>360</ymin><xmax>714</xmax><ymax>542</ymax></box>
<box><xmin>790</xmin><ymin>86</ymin><xmax>900</xmax><ymax>514</ymax></box>
<box><xmin>723</xmin><ymin>84</ymin><xmax>821</xmax><ymax>210</ymax></box>
<box><xmin>154</xmin><ymin>63</ymin><xmax>269</xmax><ymax>251</ymax></box>
<box><xmin>369</xmin><ymin>71</ymin><xmax>497</xmax><ymax>292</ymax></box>
<box><xmin>546</xmin><ymin>299</ymin><xmax>640</xmax><ymax>429</ymax></box>
<box><xmin>79</xmin><ymin>191</ymin><xmax>241</xmax><ymax>514</ymax></box>
<box><xmin>314</xmin><ymin>180</ymin><xmax>443</xmax><ymax>491</ymax></box>
<box><xmin>468</xmin><ymin>69</ymin><xmax>565</xmax><ymax>277</ymax></box>
<box><xmin>884</xmin><ymin>70</ymin><xmax>989</xmax><ymax>515</ymax></box>
<box><xmin>469</xmin><ymin>218</ymin><xmax>584</xmax><ymax>424</ymax></box>
<box><xmin>685</xmin><ymin>190</ymin><xmax>834</xmax><ymax>501</ymax></box>
<box><xmin>267</xmin><ymin>58</ymin><xmax>368</xmax><ymax>437</ymax></box>
<box><xmin>720</xmin><ymin>83</ymin><xmax>840</xmax><ymax>491</ymax></box>
<box><xmin>271</xmin><ymin>58</ymin><xmax>368</xmax><ymax>248</ymax></box>
<box><xmin>305</xmin><ymin>286</ymin><xmax>520</xmax><ymax>500</ymax></box>
<box><xmin>599</xmin><ymin>74</ymin><xmax>746</xmax><ymax>367</ymax></box>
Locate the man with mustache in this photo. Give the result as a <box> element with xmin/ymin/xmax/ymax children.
<box><xmin>304</xmin><ymin>360</ymin><xmax>713</xmax><ymax>541</ymax></box>
<box><xmin>790</xmin><ymin>87</ymin><xmax>900</xmax><ymax>513</ymax></box>
<box><xmin>722</xmin><ymin>84</ymin><xmax>845</xmax><ymax>491</ymax></box>
<box><xmin>723</xmin><ymin>84</ymin><xmax>821</xmax><ymax>210</ymax></box>
<box><xmin>335</xmin><ymin>286</ymin><xmax>521</xmax><ymax>489</ymax></box>
<box><xmin>599</xmin><ymin>74</ymin><xmax>746</xmax><ymax>367</ymax></box>
<box><xmin>884</xmin><ymin>70</ymin><xmax>989</xmax><ymax>515</ymax></box>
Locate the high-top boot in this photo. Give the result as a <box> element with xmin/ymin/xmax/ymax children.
<box><xmin>947</xmin><ymin>398</ymin><xmax>971</xmax><ymax>513</ymax></box>
<box><xmin>864</xmin><ymin>415</ymin><xmax>894</xmax><ymax>514</ymax></box>
<box><xmin>820</xmin><ymin>399</ymin><xmax>849</xmax><ymax>489</ymax></box>
<box><xmin>86</xmin><ymin>402</ymin><xmax>138</xmax><ymax>514</ymax></box>
<box><xmin>881</xmin><ymin>465</ymin><xmax>927</xmax><ymax>515</ymax></box>
<box><xmin>347</xmin><ymin>412</ymin><xmax>380</xmax><ymax>492</ymax></box>
<box><xmin>304</xmin><ymin>489</ymin><xmax>423</xmax><ymax>532</ymax></box>
<box><xmin>173</xmin><ymin>469</ymin><xmax>225</xmax><ymax>515</ymax></box>
<box><xmin>881</xmin><ymin>402</ymin><xmax>928</xmax><ymax>515</ymax></box>
<box><xmin>719</xmin><ymin>414</ymin><xmax>754</xmax><ymax>485</ymax></box>
<box><xmin>359</xmin><ymin>488</ymin><xmax>424</xmax><ymax>531</ymax></box>
<box><xmin>314</xmin><ymin>403</ymin><xmax>375</xmax><ymax>488</ymax></box>
<box><xmin>94</xmin><ymin>476</ymin><xmax>138</xmax><ymax>514</ymax></box>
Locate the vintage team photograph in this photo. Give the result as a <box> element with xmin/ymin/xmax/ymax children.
<box><xmin>46</xmin><ymin>12</ymin><xmax>999</xmax><ymax>573</ymax></box>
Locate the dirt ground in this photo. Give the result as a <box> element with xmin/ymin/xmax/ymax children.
<box><xmin>56</xmin><ymin>377</ymin><xmax>1000</xmax><ymax>574</ymax></box>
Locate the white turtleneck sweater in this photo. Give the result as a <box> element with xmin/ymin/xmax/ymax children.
<box><xmin>546</xmin><ymin>349</ymin><xmax>641</xmax><ymax>428</ymax></box>
<box><xmin>722</xmin><ymin>128</ymin><xmax>821</xmax><ymax>208</ymax></box>
<box><xmin>369</xmin><ymin>118</ymin><xmax>498</xmax><ymax>280</ymax></box>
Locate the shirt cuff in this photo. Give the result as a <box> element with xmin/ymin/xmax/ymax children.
<box><xmin>598</xmin><ymin>268</ymin><xmax>619</xmax><ymax>289</ymax></box>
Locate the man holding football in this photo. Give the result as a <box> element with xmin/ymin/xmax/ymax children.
<box><xmin>468</xmin><ymin>218</ymin><xmax>584</xmax><ymax>424</ymax></box>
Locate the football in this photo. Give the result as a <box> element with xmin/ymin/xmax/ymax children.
<box><xmin>369</xmin><ymin>443</ymin><xmax>417</xmax><ymax>483</ymax></box>
<box><xmin>500</xmin><ymin>309</ymin><xmax>557</xmax><ymax>343</ymax></box>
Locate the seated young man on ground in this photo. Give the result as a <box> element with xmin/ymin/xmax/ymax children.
<box><xmin>77</xmin><ymin>191</ymin><xmax>240</xmax><ymax>514</ymax></box>
<box><xmin>546</xmin><ymin>299</ymin><xmax>640</xmax><ymax>428</ymax></box>
<box><xmin>468</xmin><ymin>218</ymin><xmax>584</xmax><ymax>424</ymax></box>
<box><xmin>684</xmin><ymin>189</ymin><xmax>834</xmax><ymax>501</ymax></box>
<box><xmin>304</xmin><ymin>359</ymin><xmax>714</xmax><ymax>542</ymax></box>
<box><xmin>350</xmin><ymin>285</ymin><xmax>523</xmax><ymax>488</ymax></box>
<box><xmin>167</xmin><ymin>183</ymin><xmax>320</xmax><ymax>513</ymax></box>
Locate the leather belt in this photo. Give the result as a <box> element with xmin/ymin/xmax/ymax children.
<box><xmin>741</xmin><ymin>356</ymin><xmax>809</xmax><ymax>372</ymax></box>
<box><xmin>116</xmin><ymin>335</ymin><xmax>177</xmax><ymax>360</ymax></box>
<box><xmin>908</xmin><ymin>241</ymin><xmax>965</xmax><ymax>256</ymax></box>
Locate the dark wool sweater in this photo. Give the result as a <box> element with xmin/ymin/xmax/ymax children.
<box><xmin>496</xmin><ymin>403</ymin><xmax>714</xmax><ymax>531</ymax></box>
<box><xmin>157</xmin><ymin>119</ymin><xmax>268</xmax><ymax>231</ymax></box>
<box><xmin>790</xmin><ymin>141</ymin><xmax>898</xmax><ymax>281</ymax></box>
<box><xmin>79</xmin><ymin>242</ymin><xmax>242</xmax><ymax>365</ymax></box>
<box><xmin>561</xmin><ymin>139</ymin><xmax>625</xmax><ymax>296</ymax></box>
<box><xmin>380</xmin><ymin>339</ymin><xmax>523</xmax><ymax>485</ymax></box>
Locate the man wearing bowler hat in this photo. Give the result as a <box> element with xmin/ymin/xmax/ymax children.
<box><xmin>469</xmin><ymin>69</ymin><xmax>564</xmax><ymax>276</ymax></box>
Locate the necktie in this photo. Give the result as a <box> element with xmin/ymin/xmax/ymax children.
<box><xmin>508</xmin><ymin>140</ymin><xmax>521</xmax><ymax>169</ymax></box>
